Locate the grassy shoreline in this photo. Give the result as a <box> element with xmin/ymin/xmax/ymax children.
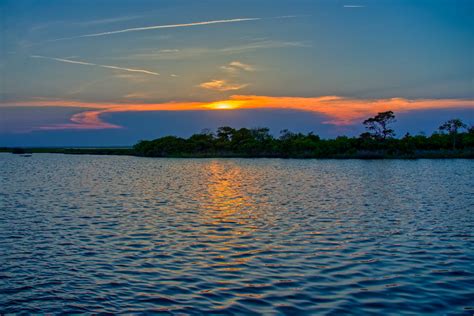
<box><xmin>3</xmin><ymin>115</ymin><xmax>473</xmax><ymax>159</ymax></box>
<box><xmin>1</xmin><ymin>147</ymin><xmax>473</xmax><ymax>159</ymax></box>
<box><xmin>0</xmin><ymin>147</ymin><xmax>133</xmax><ymax>156</ymax></box>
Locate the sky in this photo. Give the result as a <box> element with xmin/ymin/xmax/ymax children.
<box><xmin>0</xmin><ymin>0</ymin><xmax>473</xmax><ymax>146</ymax></box>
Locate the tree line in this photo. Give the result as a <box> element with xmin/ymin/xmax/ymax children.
<box><xmin>133</xmin><ymin>112</ymin><xmax>474</xmax><ymax>158</ymax></box>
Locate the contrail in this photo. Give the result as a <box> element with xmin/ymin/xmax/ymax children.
<box><xmin>47</xmin><ymin>16</ymin><xmax>300</xmax><ymax>42</ymax></box>
<box><xmin>30</xmin><ymin>55</ymin><xmax>160</xmax><ymax>76</ymax></box>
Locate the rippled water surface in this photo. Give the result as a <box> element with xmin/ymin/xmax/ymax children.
<box><xmin>1</xmin><ymin>154</ymin><xmax>473</xmax><ymax>314</ymax></box>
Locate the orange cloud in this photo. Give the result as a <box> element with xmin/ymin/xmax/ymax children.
<box><xmin>3</xmin><ymin>95</ymin><xmax>473</xmax><ymax>130</ymax></box>
<box><xmin>38</xmin><ymin>110</ymin><xmax>121</xmax><ymax>130</ymax></box>
<box><xmin>225</xmin><ymin>95</ymin><xmax>474</xmax><ymax>125</ymax></box>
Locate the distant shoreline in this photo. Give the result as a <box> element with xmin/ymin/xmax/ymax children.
<box><xmin>1</xmin><ymin>147</ymin><xmax>473</xmax><ymax>159</ymax></box>
<box><xmin>3</xmin><ymin>115</ymin><xmax>473</xmax><ymax>159</ymax></box>
<box><xmin>3</xmin><ymin>117</ymin><xmax>473</xmax><ymax>159</ymax></box>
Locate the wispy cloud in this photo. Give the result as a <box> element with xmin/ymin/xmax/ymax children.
<box><xmin>113</xmin><ymin>73</ymin><xmax>149</xmax><ymax>82</ymax></box>
<box><xmin>30</xmin><ymin>55</ymin><xmax>160</xmax><ymax>76</ymax></box>
<box><xmin>343</xmin><ymin>5</ymin><xmax>365</xmax><ymax>8</ymax></box>
<box><xmin>221</xmin><ymin>61</ymin><xmax>255</xmax><ymax>73</ymax></box>
<box><xmin>72</xmin><ymin>15</ymin><xmax>143</xmax><ymax>27</ymax></box>
<box><xmin>220</xmin><ymin>40</ymin><xmax>310</xmax><ymax>53</ymax></box>
<box><xmin>39</xmin><ymin>110</ymin><xmax>122</xmax><ymax>130</ymax></box>
<box><xmin>123</xmin><ymin>92</ymin><xmax>155</xmax><ymax>99</ymax></box>
<box><xmin>199</xmin><ymin>80</ymin><xmax>248</xmax><ymax>91</ymax></box>
<box><xmin>6</xmin><ymin>96</ymin><xmax>473</xmax><ymax>130</ymax></box>
<box><xmin>46</xmin><ymin>16</ymin><xmax>300</xmax><ymax>42</ymax></box>
<box><xmin>157</xmin><ymin>49</ymin><xmax>180</xmax><ymax>53</ymax></box>
<box><xmin>30</xmin><ymin>15</ymin><xmax>142</xmax><ymax>32</ymax></box>
<box><xmin>120</xmin><ymin>40</ymin><xmax>310</xmax><ymax>61</ymax></box>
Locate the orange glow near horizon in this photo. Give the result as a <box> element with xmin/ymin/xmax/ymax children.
<box><xmin>205</xmin><ymin>101</ymin><xmax>244</xmax><ymax>110</ymax></box>
<box><xmin>3</xmin><ymin>95</ymin><xmax>473</xmax><ymax>130</ymax></box>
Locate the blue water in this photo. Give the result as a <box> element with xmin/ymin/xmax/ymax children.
<box><xmin>0</xmin><ymin>153</ymin><xmax>473</xmax><ymax>314</ymax></box>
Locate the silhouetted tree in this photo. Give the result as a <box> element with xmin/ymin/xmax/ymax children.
<box><xmin>251</xmin><ymin>127</ymin><xmax>272</xmax><ymax>142</ymax></box>
<box><xmin>359</xmin><ymin>132</ymin><xmax>373</xmax><ymax>140</ymax></box>
<box><xmin>188</xmin><ymin>130</ymin><xmax>214</xmax><ymax>152</ymax></box>
<box><xmin>216</xmin><ymin>126</ymin><xmax>235</xmax><ymax>141</ymax></box>
<box><xmin>439</xmin><ymin>119</ymin><xmax>467</xmax><ymax>149</ymax></box>
<box><xmin>132</xmin><ymin>114</ymin><xmax>474</xmax><ymax>158</ymax></box>
<box><xmin>363</xmin><ymin>111</ymin><xmax>396</xmax><ymax>140</ymax></box>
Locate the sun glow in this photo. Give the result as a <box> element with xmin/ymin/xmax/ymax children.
<box><xmin>205</xmin><ymin>101</ymin><xmax>242</xmax><ymax>110</ymax></box>
<box><xmin>5</xmin><ymin>95</ymin><xmax>473</xmax><ymax>131</ymax></box>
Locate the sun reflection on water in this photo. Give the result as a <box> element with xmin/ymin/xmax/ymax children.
<box><xmin>193</xmin><ymin>161</ymin><xmax>275</xmax><ymax>276</ymax></box>
<box><xmin>202</xmin><ymin>161</ymin><xmax>255</xmax><ymax>228</ymax></box>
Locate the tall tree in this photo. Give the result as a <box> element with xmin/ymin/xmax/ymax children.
<box><xmin>438</xmin><ymin>119</ymin><xmax>467</xmax><ymax>149</ymax></box>
<box><xmin>363</xmin><ymin>111</ymin><xmax>396</xmax><ymax>140</ymax></box>
<box><xmin>216</xmin><ymin>126</ymin><xmax>236</xmax><ymax>142</ymax></box>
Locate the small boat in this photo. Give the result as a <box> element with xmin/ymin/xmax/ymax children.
<box><xmin>20</xmin><ymin>154</ymin><xmax>32</xmax><ymax>157</ymax></box>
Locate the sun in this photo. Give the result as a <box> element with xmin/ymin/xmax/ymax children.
<box><xmin>206</xmin><ymin>101</ymin><xmax>241</xmax><ymax>110</ymax></box>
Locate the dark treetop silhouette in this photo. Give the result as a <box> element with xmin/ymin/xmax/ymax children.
<box><xmin>362</xmin><ymin>111</ymin><xmax>396</xmax><ymax>140</ymax></box>
<box><xmin>132</xmin><ymin>112</ymin><xmax>473</xmax><ymax>158</ymax></box>
<box><xmin>438</xmin><ymin>119</ymin><xmax>468</xmax><ymax>150</ymax></box>
<box><xmin>2</xmin><ymin>112</ymin><xmax>473</xmax><ymax>158</ymax></box>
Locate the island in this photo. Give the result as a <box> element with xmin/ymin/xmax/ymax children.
<box><xmin>2</xmin><ymin>112</ymin><xmax>473</xmax><ymax>159</ymax></box>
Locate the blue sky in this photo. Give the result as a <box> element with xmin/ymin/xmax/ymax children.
<box><xmin>0</xmin><ymin>0</ymin><xmax>473</xmax><ymax>146</ymax></box>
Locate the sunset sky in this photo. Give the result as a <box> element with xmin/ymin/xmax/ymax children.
<box><xmin>1</xmin><ymin>0</ymin><xmax>473</xmax><ymax>146</ymax></box>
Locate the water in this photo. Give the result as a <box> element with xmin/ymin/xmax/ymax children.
<box><xmin>0</xmin><ymin>153</ymin><xmax>473</xmax><ymax>315</ymax></box>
